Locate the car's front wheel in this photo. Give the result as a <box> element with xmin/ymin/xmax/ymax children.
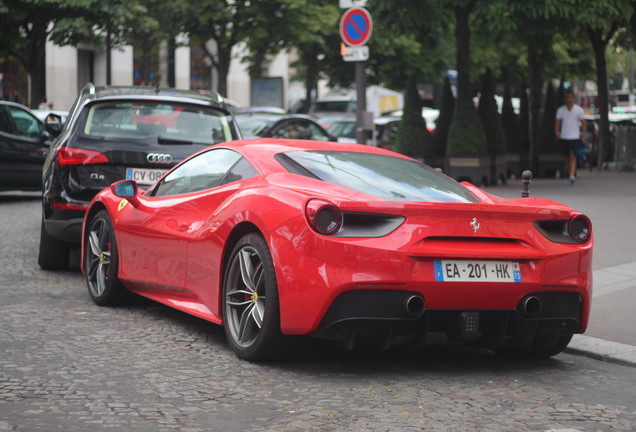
<box><xmin>222</xmin><ymin>233</ymin><xmax>287</xmax><ymax>361</ymax></box>
<box><xmin>85</xmin><ymin>210</ymin><xmax>126</xmax><ymax>306</ymax></box>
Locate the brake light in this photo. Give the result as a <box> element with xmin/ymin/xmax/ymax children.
<box><xmin>568</xmin><ymin>215</ymin><xmax>592</xmax><ymax>243</ymax></box>
<box><xmin>57</xmin><ymin>147</ymin><xmax>109</xmax><ymax>165</ymax></box>
<box><xmin>305</xmin><ymin>199</ymin><xmax>342</xmax><ymax>235</ymax></box>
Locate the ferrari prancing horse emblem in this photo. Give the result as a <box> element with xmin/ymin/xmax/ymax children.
<box><xmin>470</xmin><ymin>217</ymin><xmax>480</xmax><ymax>233</ymax></box>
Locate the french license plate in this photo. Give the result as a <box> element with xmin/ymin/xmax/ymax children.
<box><xmin>125</xmin><ymin>168</ymin><xmax>168</xmax><ymax>185</ymax></box>
<box><xmin>434</xmin><ymin>260</ymin><xmax>521</xmax><ymax>282</ymax></box>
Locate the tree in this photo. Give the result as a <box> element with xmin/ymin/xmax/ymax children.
<box><xmin>50</xmin><ymin>0</ymin><xmax>154</xmax><ymax>85</ymax></box>
<box><xmin>0</xmin><ymin>0</ymin><xmax>90</xmax><ymax>107</ymax></box>
<box><xmin>501</xmin><ymin>79</ymin><xmax>520</xmax><ymax>154</ymax></box>
<box><xmin>575</xmin><ymin>0</ymin><xmax>635</xmax><ymax>168</ymax></box>
<box><xmin>433</xmin><ymin>76</ymin><xmax>455</xmax><ymax>158</ymax></box>
<box><xmin>478</xmin><ymin>67</ymin><xmax>505</xmax><ymax>155</ymax></box>
<box><xmin>186</xmin><ymin>0</ymin><xmax>299</xmax><ymax>98</ymax></box>
<box><xmin>539</xmin><ymin>81</ymin><xmax>557</xmax><ymax>153</ymax></box>
<box><xmin>447</xmin><ymin>0</ymin><xmax>487</xmax><ymax>156</ymax></box>
<box><xmin>394</xmin><ymin>75</ymin><xmax>431</xmax><ymax>158</ymax></box>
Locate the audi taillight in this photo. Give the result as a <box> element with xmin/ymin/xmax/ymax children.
<box><xmin>305</xmin><ymin>199</ymin><xmax>342</xmax><ymax>235</ymax></box>
<box><xmin>57</xmin><ymin>147</ymin><xmax>109</xmax><ymax>166</ymax></box>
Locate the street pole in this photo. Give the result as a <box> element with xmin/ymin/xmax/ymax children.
<box><xmin>355</xmin><ymin>61</ymin><xmax>367</xmax><ymax>144</ymax></box>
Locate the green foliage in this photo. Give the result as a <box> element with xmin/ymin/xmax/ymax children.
<box><xmin>432</xmin><ymin>76</ymin><xmax>455</xmax><ymax>157</ymax></box>
<box><xmin>394</xmin><ymin>76</ymin><xmax>431</xmax><ymax>157</ymax></box>
<box><xmin>539</xmin><ymin>81</ymin><xmax>557</xmax><ymax>153</ymax></box>
<box><xmin>501</xmin><ymin>81</ymin><xmax>520</xmax><ymax>153</ymax></box>
<box><xmin>478</xmin><ymin>68</ymin><xmax>506</xmax><ymax>155</ymax></box>
<box><xmin>448</xmin><ymin>97</ymin><xmax>488</xmax><ymax>156</ymax></box>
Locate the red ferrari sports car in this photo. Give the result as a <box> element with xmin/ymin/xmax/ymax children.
<box><xmin>81</xmin><ymin>139</ymin><xmax>593</xmax><ymax>361</ymax></box>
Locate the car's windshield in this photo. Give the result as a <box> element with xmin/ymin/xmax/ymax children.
<box><xmin>234</xmin><ymin>116</ymin><xmax>271</xmax><ymax>138</ymax></box>
<box><xmin>277</xmin><ymin>150</ymin><xmax>479</xmax><ymax>203</ymax></box>
<box><xmin>82</xmin><ymin>101</ymin><xmax>233</xmax><ymax>145</ymax></box>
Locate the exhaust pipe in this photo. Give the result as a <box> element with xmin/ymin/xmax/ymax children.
<box><xmin>522</xmin><ymin>296</ymin><xmax>542</xmax><ymax>315</ymax></box>
<box><xmin>404</xmin><ymin>295</ymin><xmax>425</xmax><ymax>317</ymax></box>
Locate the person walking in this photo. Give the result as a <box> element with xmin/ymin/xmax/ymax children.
<box><xmin>555</xmin><ymin>89</ymin><xmax>586</xmax><ymax>184</ymax></box>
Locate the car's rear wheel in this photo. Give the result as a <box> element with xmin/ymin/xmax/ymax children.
<box><xmin>85</xmin><ymin>210</ymin><xmax>126</xmax><ymax>306</ymax></box>
<box><xmin>222</xmin><ymin>233</ymin><xmax>286</xmax><ymax>361</ymax></box>
<box><xmin>38</xmin><ymin>218</ymin><xmax>70</xmax><ymax>270</ymax></box>
<box><xmin>525</xmin><ymin>333</ymin><xmax>573</xmax><ymax>359</ymax></box>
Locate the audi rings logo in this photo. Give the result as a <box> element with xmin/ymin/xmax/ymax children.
<box><xmin>146</xmin><ymin>153</ymin><xmax>173</xmax><ymax>164</ymax></box>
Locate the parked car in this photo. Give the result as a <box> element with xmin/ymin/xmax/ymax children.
<box><xmin>82</xmin><ymin>138</ymin><xmax>592</xmax><ymax>361</ymax></box>
<box><xmin>38</xmin><ymin>83</ymin><xmax>241</xmax><ymax>270</ymax></box>
<box><xmin>235</xmin><ymin>113</ymin><xmax>334</xmax><ymax>141</ymax></box>
<box><xmin>329</xmin><ymin>116</ymin><xmax>400</xmax><ymax>150</ymax></box>
<box><xmin>0</xmin><ymin>101</ymin><xmax>62</xmax><ymax>191</ymax></box>
<box><xmin>32</xmin><ymin>109</ymin><xmax>69</xmax><ymax>126</ymax></box>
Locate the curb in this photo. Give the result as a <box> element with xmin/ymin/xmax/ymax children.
<box><xmin>565</xmin><ymin>334</ymin><xmax>636</xmax><ymax>367</ymax></box>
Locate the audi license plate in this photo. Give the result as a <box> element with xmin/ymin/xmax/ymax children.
<box><xmin>126</xmin><ymin>168</ymin><xmax>168</xmax><ymax>185</ymax></box>
<box><xmin>434</xmin><ymin>260</ymin><xmax>521</xmax><ymax>282</ymax></box>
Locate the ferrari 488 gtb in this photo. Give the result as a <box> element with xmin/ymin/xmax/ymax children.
<box><xmin>81</xmin><ymin>139</ymin><xmax>593</xmax><ymax>361</ymax></box>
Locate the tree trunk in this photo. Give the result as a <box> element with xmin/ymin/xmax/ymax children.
<box><xmin>106</xmin><ymin>26</ymin><xmax>112</xmax><ymax>85</ymax></box>
<box><xmin>454</xmin><ymin>5</ymin><xmax>472</xmax><ymax>105</ymax></box>
<box><xmin>527</xmin><ymin>39</ymin><xmax>544</xmax><ymax>174</ymax></box>
<box><xmin>302</xmin><ymin>46</ymin><xmax>319</xmax><ymax>114</ymax></box>
<box><xmin>26</xmin><ymin>21</ymin><xmax>47</xmax><ymax>108</ymax></box>
<box><xmin>217</xmin><ymin>48</ymin><xmax>232</xmax><ymax>98</ymax></box>
<box><xmin>588</xmin><ymin>28</ymin><xmax>611</xmax><ymax>169</ymax></box>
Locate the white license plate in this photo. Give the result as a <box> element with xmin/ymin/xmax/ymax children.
<box><xmin>434</xmin><ymin>260</ymin><xmax>521</xmax><ymax>282</ymax></box>
<box><xmin>125</xmin><ymin>168</ymin><xmax>168</xmax><ymax>185</ymax></box>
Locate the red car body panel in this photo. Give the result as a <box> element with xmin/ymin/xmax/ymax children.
<box><xmin>81</xmin><ymin>139</ymin><xmax>593</xmax><ymax>341</ymax></box>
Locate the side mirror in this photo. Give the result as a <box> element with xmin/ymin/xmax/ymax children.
<box><xmin>44</xmin><ymin>113</ymin><xmax>62</xmax><ymax>136</ymax></box>
<box><xmin>111</xmin><ymin>180</ymin><xmax>140</xmax><ymax>207</ymax></box>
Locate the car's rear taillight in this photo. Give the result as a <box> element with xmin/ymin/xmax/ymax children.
<box><xmin>305</xmin><ymin>199</ymin><xmax>342</xmax><ymax>235</ymax></box>
<box><xmin>57</xmin><ymin>147</ymin><xmax>109</xmax><ymax>165</ymax></box>
<box><xmin>568</xmin><ymin>215</ymin><xmax>591</xmax><ymax>243</ymax></box>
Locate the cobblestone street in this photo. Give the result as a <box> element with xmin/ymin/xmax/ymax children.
<box><xmin>1</xmin><ymin>196</ymin><xmax>636</xmax><ymax>432</ymax></box>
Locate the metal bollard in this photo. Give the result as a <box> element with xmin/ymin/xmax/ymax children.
<box><xmin>521</xmin><ymin>170</ymin><xmax>532</xmax><ymax>198</ymax></box>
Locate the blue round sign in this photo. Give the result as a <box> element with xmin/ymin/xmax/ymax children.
<box><xmin>339</xmin><ymin>7</ymin><xmax>373</xmax><ymax>47</ymax></box>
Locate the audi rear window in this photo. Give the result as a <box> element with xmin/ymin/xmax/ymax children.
<box><xmin>276</xmin><ymin>150</ymin><xmax>479</xmax><ymax>203</ymax></box>
<box><xmin>82</xmin><ymin>101</ymin><xmax>234</xmax><ymax>145</ymax></box>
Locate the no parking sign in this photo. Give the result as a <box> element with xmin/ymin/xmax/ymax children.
<box><xmin>339</xmin><ymin>7</ymin><xmax>373</xmax><ymax>47</ymax></box>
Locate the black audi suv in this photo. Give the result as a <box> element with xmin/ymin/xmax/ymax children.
<box><xmin>39</xmin><ymin>84</ymin><xmax>241</xmax><ymax>270</ymax></box>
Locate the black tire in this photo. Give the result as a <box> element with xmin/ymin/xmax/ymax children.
<box><xmin>222</xmin><ymin>233</ymin><xmax>287</xmax><ymax>361</ymax></box>
<box><xmin>496</xmin><ymin>333</ymin><xmax>573</xmax><ymax>359</ymax></box>
<box><xmin>38</xmin><ymin>218</ymin><xmax>70</xmax><ymax>270</ymax></box>
<box><xmin>525</xmin><ymin>333</ymin><xmax>573</xmax><ymax>359</ymax></box>
<box><xmin>84</xmin><ymin>210</ymin><xmax>126</xmax><ymax>306</ymax></box>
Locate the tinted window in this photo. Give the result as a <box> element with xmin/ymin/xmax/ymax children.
<box><xmin>82</xmin><ymin>101</ymin><xmax>233</xmax><ymax>145</ymax></box>
<box><xmin>8</xmin><ymin>106</ymin><xmax>42</xmax><ymax>138</ymax></box>
<box><xmin>0</xmin><ymin>107</ymin><xmax>12</xmax><ymax>133</ymax></box>
<box><xmin>152</xmin><ymin>149</ymin><xmax>255</xmax><ymax>196</ymax></box>
<box><xmin>277</xmin><ymin>151</ymin><xmax>478</xmax><ymax>203</ymax></box>
<box><xmin>272</xmin><ymin>121</ymin><xmax>329</xmax><ymax>140</ymax></box>
<box><xmin>235</xmin><ymin>116</ymin><xmax>270</xmax><ymax>138</ymax></box>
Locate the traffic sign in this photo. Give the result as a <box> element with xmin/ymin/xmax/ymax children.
<box><xmin>339</xmin><ymin>0</ymin><xmax>367</xmax><ymax>8</ymax></box>
<box><xmin>339</xmin><ymin>7</ymin><xmax>373</xmax><ymax>47</ymax></box>
<box><xmin>342</xmin><ymin>45</ymin><xmax>369</xmax><ymax>62</ymax></box>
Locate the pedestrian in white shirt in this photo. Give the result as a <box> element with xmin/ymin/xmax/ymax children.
<box><xmin>555</xmin><ymin>90</ymin><xmax>586</xmax><ymax>184</ymax></box>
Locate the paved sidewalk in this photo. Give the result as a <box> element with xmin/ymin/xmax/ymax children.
<box><xmin>487</xmin><ymin>169</ymin><xmax>636</xmax><ymax>366</ymax></box>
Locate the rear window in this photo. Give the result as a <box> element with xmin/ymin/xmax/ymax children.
<box><xmin>81</xmin><ymin>101</ymin><xmax>234</xmax><ymax>145</ymax></box>
<box><xmin>309</xmin><ymin>101</ymin><xmax>356</xmax><ymax>113</ymax></box>
<box><xmin>276</xmin><ymin>150</ymin><xmax>478</xmax><ymax>203</ymax></box>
